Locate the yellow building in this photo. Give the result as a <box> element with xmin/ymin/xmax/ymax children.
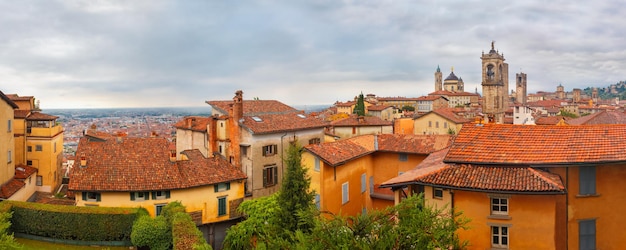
<box><xmin>382</xmin><ymin>124</ymin><xmax>626</xmax><ymax>249</ymax></box>
<box><xmin>69</xmin><ymin>132</ymin><xmax>247</xmax><ymax>247</ymax></box>
<box><xmin>302</xmin><ymin>134</ymin><xmax>451</xmax><ymax>216</ymax></box>
<box><xmin>414</xmin><ymin>108</ymin><xmax>470</xmax><ymax>135</ymax></box>
<box><xmin>8</xmin><ymin>94</ymin><xmax>63</xmax><ymax>193</ymax></box>
<box><xmin>329</xmin><ymin>115</ymin><xmax>393</xmax><ymax>139</ymax></box>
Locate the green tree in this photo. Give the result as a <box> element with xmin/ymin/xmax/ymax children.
<box><xmin>223</xmin><ymin>194</ymin><xmax>283</xmax><ymax>249</ymax></box>
<box><xmin>402</xmin><ymin>105</ymin><xmax>415</xmax><ymax>111</ymax></box>
<box><xmin>353</xmin><ymin>92</ymin><xmax>366</xmax><ymax>116</ymax></box>
<box><xmin>276</xmin><ymin>143</ymin><xmax>315</xmax><ymax>234</ymax></box>
<box><xmin>0</xmin><ymin>212</ymin><xmax>21</xmax><ymax>250</ymax></box>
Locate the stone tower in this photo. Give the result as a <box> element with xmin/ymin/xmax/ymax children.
<box><xmin>573</xmin><ymin>88</ymin><xmax>581</xmax><ymax>103</ymax></box>
<box><xmin>556</xmin><ymin>84</ymin><xmax>565</xmax><ymax>99</ymax></box>
<box><xmin>592</xmin><ymin>88</ymin><xmax>598</xmax><ymax>105</ymax></box>
<box><xmin>515</xmin><ymin>72</ymin><xmax>527</xmax><ymax>104</ymax></box>
<box><xmin>434</xmin><ymin>65</ymin><xmax>442</xmax><ymax>91</ymax></box>
<box><xmin>481</xmin><ymin>41</ymin><xmax>509</xmax><ymax>124</ymax></box>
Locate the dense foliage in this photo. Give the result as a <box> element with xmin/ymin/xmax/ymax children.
<box><xmin>171</xmin><ymin>212</ymin><xmax>212</xmax><ymax>250</ymax></box>
<box><xmin>131</xmin><ymin>215</ymin><xmax>171</xmax><ymax>250</ymax></box>
<box><xmin>353</xmin><ymin>92</ymin><xmax>366</xmax><ymax>116</ymax></box>
<box><xmin>7</xmin><ymin>200</ymin><xmax>141</xmax><ymax>242</ymax></box>
<box><xmin>0</xmin><ymin>211</ymin><xmax>21</xmax><ymax>249</ymax></box>
<box><xmin>225</xmin><ymin>142</ymin><xmax>469</xmax><ymax>249</ymax></box>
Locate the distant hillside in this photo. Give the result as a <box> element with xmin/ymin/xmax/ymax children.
<box><xmin>583</xmin><ymin>81</ymin><xmax>626</xmax><ymax>100</ymax></box>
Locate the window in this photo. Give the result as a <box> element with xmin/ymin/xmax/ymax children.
<box><xmin>314</xmin><ymin>157</ymin><xmax>320</xmax><ymax>172</ymax></box>
<box><xmin>342</xmin><ymin>182</ymin><xmax>349</xmax><ymax>204</ymax></box>
<box><xmin>263</xmin><ymin>165</ymin><xmax>278</xmax><ymax>187</ymax></box>
<box><xmin>27</xmin><ymin>146</ymin><xmax>32</xmax><ymax>152</ymax></box>
<box><xmin>369</xmin><ymin>176</ymin><xmax>374</xmax><ymax>194</ymax></box>
<box><xmin>35</xmin><ymin>145</ymin><xmax>42</xmax><ymax>152</ymax></box>
<box><xmin>36</xmin><ymin>176</ymin><xmax>42</xmax><ymax>186</ymax></box>
<box><xmin>579</xmin><ymin>219</ymin><xmax>596</xmax><ymax>250</ymax></box>
<box><xmin>444</xmin><ymin>122</ymin><xmax>448</xmax><ymax>128</ymax></box>
<box><xmin>399</xmin><ymin>153</ymin><xmax>408</xmax><ymax>162</ymax></box>
<box><xmin>491</xmin><ymin>226</ymin><xmax>509</xmax><ymax>248</ymax></box>
<box><xmin>130</xmin><ymin>192</ymin><xmax>150</xmax><ymax>201</ymax></box>
<box><xmin>361</xmin><ymin>173</ymin><xmax>366</xmax><ymax>193</ymax></box>
<box><xmin>152</xmin><ymin>190</ymin><xmax>171</xmax><ymax>200</ymax></box>
<box><xmin>27</xmin><ymin>160</ymin><xmax>32</xmax><ymax>166</ymax></box>
<box><xmin>491</xmin><ymin>197</ymin><xmax>508</xmax><ymax>215</ymax></box>
<box><xmin>315</xmin><ymin>194</ymin><xmax>320</xmax><ymax>209</ymax></box>
<box><xmin>219</xmin><ymin>145</ymin><xmax>223</xmax><ymax>154</ymax></box>
<box><xmin>155</xmin><ymin>204</ymin><xmax>166</xmax><ymax>216</ymax></box>
<box><xmin>214</xmin><ymin>182</ymin><xmax>231</xmax><ymax>192</ymax></box>
<box><xmin>436</xmin><ymin>121</ymin><xmax>439</xmax><ymax>128</ymax></box>
<box><xmin>579</xmin><ymin>166</ymin><xmax>596</xmax><ymax>195</ymax></box>
<box><xmin>352</xmin><ymin>127</ymin><xmax>356</xmax><ymax>134</ymax></box>
<box><xmin>7</xmin><ymin>150</ymin><xmax>11</xmax><ymax>163</ymax></box>
<box><xmin>309</xmin><ymin>138</ymin><xmax>321</xmax><ymax>145</ymax></box>
<box><xmin>7</xmin><ymin>120</ymin><xmax>11</xmax><ymax>132</ymax></box>
<box><xmin>433</xmin><ymin>188</ymin><xmax>443</xmax><ymax>199</ymax></box>
<box><xmin>262</xmin><ymin>144</ymin><xmax>278</xmax><ymax>156</ymax></box>
<box><xmin>218</xmin><ymin>197</ymin><xmax>227</xmax><ymax>216</ymax></box>
<box><xmin>428</xmin><ymin>121</ymin><xmax>432</xmax><ymax>127</ymax></box>
<box><xmin>54</xmin><ymin>142</ymin><xmax>57</xmax><ymax>153</ymax></box>
<box><xmin>82</xmin><ymin>192</ymin><xmax>101</xmax><ymax>202</ymax></box>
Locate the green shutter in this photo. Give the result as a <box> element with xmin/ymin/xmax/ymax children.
<box><xmin>214</xmin><ymin>184</ymin><xmax>219</xmax><ymax>192</ymax></box>
<box><xmin>273</xmin><ymin>167</ymin><xmax>278</xmax><ymax>185</ymax></box>
<box><xmin>130</xmin><ymin>192</ymin><xmax>135</xmax><ymax>201</ymax></box>
<box><xmin>96</xmin><ymin>193</ymin><xmax>101</xmax><ymax>202</ymax></box>
<box><xmin>263</xmin><ymin>168</ymin><xmax>268</xmax><ymax>187</ymax></box>
<box><xmin>144</xmin><ymin>192</ymin><xmax>150</xmax><ymax>199</ymax></box>
<box><xmin>151</xmin><ymin>192</ymin><xmax>156</xmax><ymax>200</ymax></box>
<box><xmin>165</xmin><ymin>191</ymin><xmax>170</xmax><ymax>199</ymax></box>
<box><xmin>226</xmin><ymin>182</ymin><xmax>230</xmax><ymax>190</ymax></box>
<box><xmin>82</xmin><ymin>192</ymin><xmax>87</xmax><ymax>201</ymax></box>
<box><xmin>262</xmin><ymin>146</ymin><xmax>266</xmax><ymax>156</ymax></box>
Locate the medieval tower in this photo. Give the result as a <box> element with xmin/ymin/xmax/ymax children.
<box><xmin>434</xmin><ymin>65</ymin><xmax>443</xmax><ymax>91</ymax></box>
<box><xmin>481</xmin><ymin>41</ymin><xmax>509</xmax><ymax>123</ymax></box>
<box><xmin>515</xmin><ymin>72</ymin><xmax>527</xmax><ymax>104</ymax></box>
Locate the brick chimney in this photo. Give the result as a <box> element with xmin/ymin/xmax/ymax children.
<box><xmin>80</xmin><ymin>156</ymin><xmax>87</xmax><ymax>167</ymax></box>
<box><xmin>233</xmin><ymin>90</ymin><xmax>243</xmax><ymax>122</ymax></box>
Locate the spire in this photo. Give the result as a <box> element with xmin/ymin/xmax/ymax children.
<box><xmin>436</xmin><ymin>65</ymin><xmax>440</xmax><ymax>72</ymax></box>
<box><xmin>451</xmin><ymin>66</ymin><xmax>454</xmax><ymax>72</ymax></box>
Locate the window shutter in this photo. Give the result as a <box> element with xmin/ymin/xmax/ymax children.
<box><xmin>579</xmin><ymin>166</ymin><xmax>596</xmax><ymax>195</ymax></box>
<box><xmin>262</xmin><ymin>146</ymin><xmax>266</xmax><ymax>156</ymax></box>
<box><xmin>273</xmin><ymin>145</ymin><xmax>277</xmax><ymax>154</ymax></box>
<box><xmin>130</xmin><ymin>192</ymin><xmax>135</xmax><ymax>201</ymax></box>
<box><xmin>96</xmin><ymin>193</ymin><xmax>101</xmax><ymax>202</ymax></box>
<box><xmin>151</xmin><ymin>191</ymin><xmax>156</xmax><ymax>200</ymax></box>
<box><xmin>144</xmin><ymin>192</ymin><xmax>150</xmax><ymax>198</ymax></box>
<box><xmin>273</xmin><ymin>167</ymin><xmax>278</xmax><ymax>184</ymax></box>
<box><xmin>214</xmin><ymin>184</ymin><xmax>219</xmax><ymax>192</ymax></box>
<box><xmin>226</xmin><ymin>182</ymin><xmax>231</xmax><ymax>190</ymax></box>
<box><xmin>361</xmin><ymin>173</ymin><xmax>366</xmax><ymax>193</ymax></box>
<box><xmin>165</xmin><ymin>191</ymin><xmax>171</xmax><ymax>198</ymax></box>
<box><xmin>263</xmin><ymin>168</ymin><xmax>268</xmax><ymax>187</ymax></box>
<box><xmin>82</xmin><ymin>192</ymin><xmax>87</xmax><ymax>201</ymax></box>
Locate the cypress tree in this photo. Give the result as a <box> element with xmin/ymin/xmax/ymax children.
<box><xmin>353</xmin><ymin>92</ymin><xmax>366</xmax><ymax>116</ymax></box>
<box><xmin>276</xmin><ymin>142</ymin><xmax>315</xmax><ymax>233</ymax></box>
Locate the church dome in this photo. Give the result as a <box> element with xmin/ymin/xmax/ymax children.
<box><xmin>445</xmin><ymin>71</ymin><xmax>458</xmax><ymax>81</ymax></box>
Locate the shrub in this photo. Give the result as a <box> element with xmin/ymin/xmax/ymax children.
<box><xmin>131</xmin><ymin>215</ymin><xmax>171</xmax><ymax>250</ymax></box>
<box><xmin>171</xmin><ymin>212</ymin><xmax>212</xmax><ymax>250</ymax></box>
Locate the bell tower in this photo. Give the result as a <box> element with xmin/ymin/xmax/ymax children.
<box><xmin>481</xmin><ymin>41</ymin><xmax>509</xmax><ymax>123</ymax></box>
<box><xmin>516</xmin><ymin>72</ymin><xmax>527</xmax><ymax>104</ymax></box>
<box><xmin>434</xmin><ymin>65</ymin><xmax>442</xmax><ymax>92</ymax></box>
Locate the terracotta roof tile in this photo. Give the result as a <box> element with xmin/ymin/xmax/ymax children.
<box><xmin>15</xmin><ymin>164</ymin><xmax>37</xmax><ymax>179</ymax></box>
<box><xmin>330</xmin><ymin>115</ymin><xmax>392</xmax><ymax>127</ymax></box>
<box><xmin>367</xmin><ymin>105</ymin><xmax>392</xmax><ymax>111</ymax></box>
<box><xmin>305</xmin><ymin>134</ymin><xmax>452</xmax><ymax>167</ymax></box>
<box><xmin>0</xmin><ymin>91</ymin><xmax>19</xmax><ymax>109</ymax></box>
<box><xmin>14</xmin><ymin>110</ymin><xmax>30</xmax><ymax>119</ymax></box>
<box><xmin>377</xmin><ymin>97</ymin><xmax>421</xmax><ymax>101</ymax></box>
<box><xmin>381</xmin><ymin>148</ymin><xmax>565</xmax><ymax>193</ymax></box>
<box><xmin>207</xmin><ymin>100</ymin><xmax>297</xmax><ymax>116</ymax></box>
<box><xmin>430</xmin><ymin>108</ymin><xmax>471</xmax><ymax>124</ymax></box>
<box><xmin>26</xmin><ymin>112</ymin><xmax>58</xmax><ymax>121</ymax></box>
<box><xmin>6</xmin><ymin>94</ymin><xmax>34</xmax><ymax>102</ymax></box>
<box><xmin>534</xmin><ymin>116</ymin><xmax>569</xmax><ymax>125</ymax></box>
<box><xmin>240</xmin><ymin>112</ymin><xmax>328</xmax><ymax>135</ymax></box>
<box><xmin>68</xmin><ymin>136</ymin><xmax>246</xmax><ymax>192</ymax></box>
<box><xmin>568</xmin><ymin>111</ymin><xmax>626</xmax><ymax>125</ymax></box>
<box><xmin>173</xmin><ymin>116</ymin><xmax>210</xmax><ymax>132</ymax></box>
<box><xmin>416</xmin><ymin>95</ymin><xmax>448</xmax><ymax>101</ymax></box>
<box><xmin>0</xmin><ymin>179</ymin><xmax>25</xmax><ymax>199</ymax></box>
<box><xmin>445</xmin><ymin>123</ymin><xmax>626</xmax><ymax>165</ymax></box>
<box><xmin>335</xmin><ymin>101</ymin><xmax>356</xmax><ymax>107</ymax></box>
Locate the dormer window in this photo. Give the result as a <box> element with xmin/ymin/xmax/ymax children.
<box><xmin>252</xmin><ymin>116</ymin><xmax>262</xmax><ymax>122</ymax></box>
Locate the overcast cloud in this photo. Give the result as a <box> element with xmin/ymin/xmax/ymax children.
<box><xmin>0</xmin><ymin>0</ymin><xmax>625</xmax><ymax>109</ymax></box>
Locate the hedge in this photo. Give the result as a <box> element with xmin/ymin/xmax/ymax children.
<box><xmin>4</xmin><ymin>200</ymin><xmax>145</xmax><ymax>241</ymax></box>
<box><xmin>172</xmin><ymin>212</ymin><xmax>212</xmax><ymax>250</ymax></box>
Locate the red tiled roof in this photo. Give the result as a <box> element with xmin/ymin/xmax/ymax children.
<box><xmin>527</xmin><ymin>100</ymin><xmax>565</xmax><ymax>108</ymax></box>
<box><xmin>173</xmin><ymin>116</ymin><xmax>210</xmax><ymax>132</ymax></box>
<box><xmin>14</xmin><ymin>110</ymin><xmax>30</xmax><ymax>119</ymax></box>
<box><xmin>377</xmin><ymin>97</ymin><xmax>421</xmax><ymax>101</ymax></box>
<box><xmin>430</xmin><ymin>108</ymin><xmax>471</xmax><ymax>124</ymax></box>
<box><xmin>330</xmin><ymin>115</ymin><xmax>392</xmax><ymax>127</ymax></box>
<box><xmin>0</xmin><ymin>91</ymin><xmax>19</xmax><ymax>109</ymax></box>
<box><xmin>304</xmin><ymin>134</ymin><xmax>452</xmax><ymax>167</ymax></box>
<box><xmin>367</xmin><ymin>105</ymin><xmax>392</xmax><ymax>111</ymax></box>
<box><xmin>534</xmin><ymin>116</ymin><xmax>569</xmax><ymax>125</ymax></box>
<box><xmin>445</xmin><ymin>123</ymin><xmax>626</xmax><ymax>165</ymax></box>
<box><xmin>68</xmin><ymin>136</ymin><xmax>246</xmax><ymax>192</ymax></box>
<box><xmin>6</xmin><ymin>94</ymin><xmax>34</xmax><ymax>101</ymax></box>
<box><xmin>416</xmin><ymin>95</ymin><xmax>447</xmax><ymax>101</ymax></box>
<box><xmin>207</xmin><ymin>100</ymin><xmax>297</xmax><ymax>116</ymax></box>
<box><xmin>240</xmin><ymin>112</ymin><xmax>328</xmax><ymax>135</ymax></box>
<box><xmin>0</xmin><ymin>179</ymin><xmax>25</xmax><ymax>199</ymax></box>
<box><xmin>568</xmin><ymin>111</ymin><xmax>626</xmax><ymax>125</ymax></box>
<box><xmin>335</xmin><ymin>101</ymin><xmax>355</xmax><ymax>107</ymax></box>
<box><xmin>381</xmin><ymin>148</ymin><xmax>565</xmax><ymax>193</ymax></box>
<box><xmin>15</xmin><ymin>164</ymin><xmax>37</xmax><ymax>179</ymax></box>
<box><xmin>26</xmin><ymin>112</ymin><xmax>58</xmax><ymax>121</ymax></box>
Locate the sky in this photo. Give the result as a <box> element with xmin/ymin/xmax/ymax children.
<box><xmin>0</xmin><ymin>0</ymin><xmax>625</xmax><ymax>109</ymax></box>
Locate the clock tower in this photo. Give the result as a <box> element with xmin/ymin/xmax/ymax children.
<box><xmin>481</xmin><ymin>41</ymin><xmax>509</xmax><ymax>123</ymax></box>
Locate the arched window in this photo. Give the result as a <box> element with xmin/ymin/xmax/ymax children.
<box><xmin>486</xmin><ymin>64</ymin><xmax>495</xmax><ymax>80</ymax></box>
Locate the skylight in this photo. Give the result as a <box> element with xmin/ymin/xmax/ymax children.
<box><xmin>252</xmin><ymin>116</ymin><xmax>263</xmax><ymax>122</ymax></box>
<box><xmin>297</xmin><ymin>114</ymin><xmax>306</xmax><ymax>119</ymax></box>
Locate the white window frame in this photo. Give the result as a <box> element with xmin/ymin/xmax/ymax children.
<box><xmin>491</xmin><ymin>197</ymin><xmax>509</xmax><ymax>215</ymax></box>
<box><xmin>155</xmin><ymin>190</ymin><xmax>167</xmax><ymax>200</ymax></box>
<box><xmin>133</xmin><ymin>192</ymin><xmax>148</xmax><ymax>201</ymax></box>
<box><xmin>342</xmin><ymin>182</ymin><xmax>349</xmax><ymax>204</ymax></box>
<box><xmin>86</xmin><ymin>192</ymin><xmax>99</xmax><ymax>202</ymax></box>
<box><xmin>491</xmin><ymin>225</ymin><xmax>509</xmax><ymax>248</ymax></box>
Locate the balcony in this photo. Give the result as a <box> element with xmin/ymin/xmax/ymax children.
<box><xmin>27</xmin><ymin>125</ymin><xmax>64</xmax><ymax>137</ymax></box>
